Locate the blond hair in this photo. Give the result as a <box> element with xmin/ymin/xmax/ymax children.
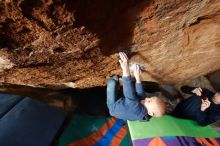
<box><xmin>153</xmin><ymin>97</ymin><xmax>166</xmax><ymax>117</ymax></box>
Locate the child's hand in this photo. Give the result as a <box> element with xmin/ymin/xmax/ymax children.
<box><xmin>201</xmin><ymin>99</ymin><xmax>211</xmax><ymax>111</ymax></box>
<box><xmin>119</xmin><ymin>52</ymin><xmax>130</xmax><ymax>76</ymax></box>
<box><xmin>192</xmin><ymin>87</ymin><xmax>202</xmax><ymax>96</ymax></box>
<box><xmin>133</xmin><ymin>64</ymin><xmax>141</xmax><ymax>83</ymax></box>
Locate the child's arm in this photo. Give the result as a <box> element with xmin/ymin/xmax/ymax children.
<box><xmin>180</xmin><ymin>85</ymin><xmax>196</xmax><ymax>94</ymax></box>
<box><xmin>193</xmin><ymin>98</ymin><xmax>214</xmax><ymax>126</ymax></box>
<box><xmin>133</xmin><ymin>64</ymin><xmax>145</xmax><ymax>99</ymax></box>
<box><xmin>118</xmin><ymin>52</ymin><xmax>136</xmax><ymax>100</ymax></box>
<box><xmin>181</xmin><ymin>86</ymin><xmax>214</xmax><ymax>99</ymax></box>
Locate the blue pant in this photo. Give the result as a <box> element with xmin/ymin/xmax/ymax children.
<box><xmin>106</xmin><ymin>79</ymin><xmax>118</xmax><ymax>109</ymax></box>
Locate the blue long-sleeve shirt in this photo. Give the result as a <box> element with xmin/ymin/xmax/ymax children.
<box><xmin>172</xmin><ymin>86</ymin><xmax>220</xmax><ymax>126</ymax></box>
<box><xmin>110</xmin><ymin>76</ymin><xmax>149</xmax><ymax>120</ymax></box>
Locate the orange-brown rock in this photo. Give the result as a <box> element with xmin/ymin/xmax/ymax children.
<box><xmin>0</xmin><ymin>0</ymin><xmax>219</xmax><ymax>88</ymax></box>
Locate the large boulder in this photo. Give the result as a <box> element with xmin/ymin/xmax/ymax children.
<box><xmin>0</xmin><ymin>0</ymin><xmax>219</xmax><ymax>88</ymax></box>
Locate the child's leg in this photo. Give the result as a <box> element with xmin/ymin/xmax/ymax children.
<box><xmin>106</xmin><ymin>77</ymin><xmax>118</xmax><ymax>109</ymax></box>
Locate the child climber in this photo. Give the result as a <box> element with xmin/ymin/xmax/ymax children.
<box><xmin>106</xmin><ymin>52</ymin><xmax>166</xmax><ymax>120</ymax></box>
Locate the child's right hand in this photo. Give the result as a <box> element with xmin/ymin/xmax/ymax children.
<box><xmin>118</xmin><ymin>52</ymin><xmax>130</xmax><ymax>76</ymax></box>
<box><xmin>133</xmin><ymin>64</ymin><xmax>141</xmax><ymax>83</ymax></box>
<box><xmin>192</xmin><ymin>87</ymin><xmax>202</xmax><ymax>96</ymax></box>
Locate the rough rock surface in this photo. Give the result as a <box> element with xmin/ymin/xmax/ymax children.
<box><xmin>0</xmin><ymin>0</ymin><xmax>219</xmax><ymax>88</ymax></box>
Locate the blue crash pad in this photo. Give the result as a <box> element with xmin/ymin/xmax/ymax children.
<box><xmin>0</xmin><ymin>93</ymin><xmax>23</xmax><ymax>118</ymax></box>
<box><xmin>0</xmin><ymin>93</ymin><xmax>66</xmax><ymax>146</ymax></box>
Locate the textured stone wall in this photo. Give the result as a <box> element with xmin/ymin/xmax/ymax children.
<box><xmin>0</xmin><ymin>0</ymin><xmax>219</xmax><ymax>88</ymax></box>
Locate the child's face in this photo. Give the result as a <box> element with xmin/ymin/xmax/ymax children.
<box><xmin>213</xmin><ymin>92</ymin><xmax>220</xmax><ymax>104</ymax></box>
<box><xmin>142</xmin><ymin>96</ymin><xmax>161</xmax><ymax>117</ymax></box>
